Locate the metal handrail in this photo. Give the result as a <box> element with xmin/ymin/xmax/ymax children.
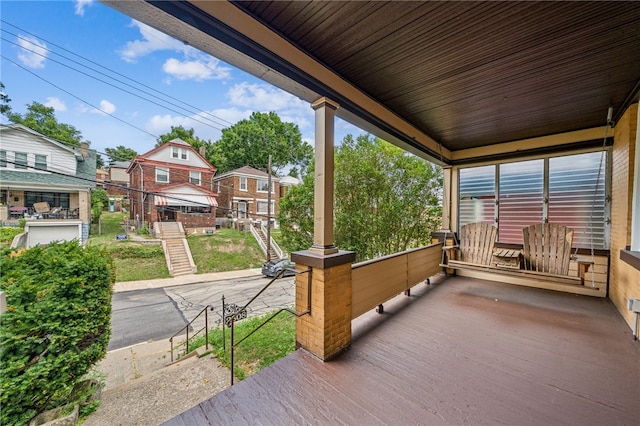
<box><xmin>249</xmin><ymin>223</ymin><xmax>269</xmax><ymax>254</ymax></box>
<box><xmin>169</xmin><ymin>304</ymin><xmax>214</xmax><ymax>362</ymax></box>
<box><xmin>260</xmin><ymin>222</ymin><xmax>285</xmax><ymax>259</ymax></box>
<box><xmin>227</xmin><ymin>266</ymin><xmax>311</xmax><ymax>385</ymax></box>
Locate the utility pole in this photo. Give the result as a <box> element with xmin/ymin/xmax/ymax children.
<box><xmin>266</xmin><ymin>154</ymin><xmax>272</xmax><ymax>262</ymax></box>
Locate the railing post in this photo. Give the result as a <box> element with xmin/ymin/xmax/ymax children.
<box><xmin>222</xmin><ymin>295</ymin><xmax>226</xmax><ymax>351</ymax></box>
<box><xmin>205</xmin><ymin>306</ymin><xmax>209</xmax><ymax>352</ymax></box>
<box><xmin>230</xmin><ymin>320</ymin><xmax>235</xmax><ymax>385</ymax></box>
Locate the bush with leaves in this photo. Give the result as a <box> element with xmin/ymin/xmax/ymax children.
<box><xmin>91</xmin><ymin>188</ymin><xmax>109</xmax><ymax>223</ymax></box>
<box><xmin>0</xmin><ymin>241</ymin><xmax>114</xmax><ymax>425</ymax></box>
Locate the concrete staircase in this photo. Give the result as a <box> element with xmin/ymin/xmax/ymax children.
<box><xmin>252</xmin><ymin>223</ymin><xmax>279</xmax><ymax>260</ymax></box>
<box><xmin>157</xmin><ymin>222</ymin><xmax>196</xmax><ymax>276</ymax></box>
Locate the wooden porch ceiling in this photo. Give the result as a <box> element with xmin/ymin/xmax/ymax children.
<box><xmin>106</xmin><ymin>1</ymin><xmax>640</xmax><ymax>163</ymax></box>
<box><xmin>167</xmin><ymin>276</ymin><xmax>640</xmax><ymax>425</ymax></box>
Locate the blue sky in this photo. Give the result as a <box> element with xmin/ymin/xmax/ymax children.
<box><xmin>1</xmin><ymin>0</ymin><xmax>362</xmax><ymax>160</ymax></box>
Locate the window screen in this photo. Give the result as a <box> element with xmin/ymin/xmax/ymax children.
<box><xmin>498</xmin><ymin>160</ymin><xmax>544</xmax><ymax>243</ymax></box>
<box><xmin>549</xmin><ymin>151</ymin><xmax>607</xmax><ymax>249</ymax></box>
<box><xmin>459</xmin><ymin>165</ymin><xmax>495</xmax><ymax>227</ymax></box>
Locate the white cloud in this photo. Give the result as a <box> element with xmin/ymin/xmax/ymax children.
<box><xmin>95</xmin><ymin>100</ymin><xmax>116</xmax><ymax>115</ymax></box>
<box><xmin>162</xmin><ymin>57</ymin><xmax>231</xmax><ymax>81</ymax></box>
<box><xmin>17</xmin><ymin>35</ymin><xmax>47</xmax><ymax>69</ymax></box>
<box><xmin>44</xmin><ymin>97</ymin><xmax>67</xmax><ymax>112</ymax></box>
<box><xmin>227</xmin><ymin>82</ymin><xmax>306</xmax><ymax>111</ymax></box>
<box><xmin>74</xmin><ymin>0</ymin><xmax>93</xmax><ymax>16</ymax></box>
<box><xmin>118</xmin><ymin>20</ymin><xmax>190</xmax><ymax>63</ymax></box>
<box><xmin>225</xmin><ymin>82</ymin><xmax>313</xmax><ymax>135</ymax></box>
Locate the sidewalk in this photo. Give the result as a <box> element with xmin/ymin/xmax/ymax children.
<box><xmin>85</xmin><ymin>270</ymin><xmax>264</xmax><ymax>424</ymax></box>
<box><xmin>113</xmin><ymin>268</ymin><xmax>263</xmax><ymax>293</ymax></box>
<box><xmin>87</xmin><ymin>341</ymin><xmax>230</xmax><ymax>425</ymax></box>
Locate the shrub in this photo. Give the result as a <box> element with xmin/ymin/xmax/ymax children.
<box><xmin>0</xmin><ymin>241</ymin><xmax>114</xmax><ymax>425</ymax></box>
<box><xmin>0</xmin><ymin>227</ymin><xmax>23</xmax><ymax>244</ymax></box>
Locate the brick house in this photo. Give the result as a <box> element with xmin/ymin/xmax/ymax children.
<box><xmin>212</xmin><ymin>166</ymin><xmax>280</xmax><ymax>225</ymax></box>
<box><xmin>127</xmin><ymin>139</ymin><xmax>218</xmax><ymax>228</ymax></box>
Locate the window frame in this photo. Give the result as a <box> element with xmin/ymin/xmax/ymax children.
<box><xmin>457</xmin><ymin>148</ymin><xmax>611</xmax><ymax>250</ymax></box>
<box><xmin>256</xmin><ymin>179</ymin><xmax>273</xmax><ymax>193</ymax></box>
<box><xmin>156</xmin><ymin>167</ymin><xmax>169</xmax><ymax>183</ymax></box>
<box><xmin>0</xmin><ymin>150</ymin><xmax>6</xmax><ymax>167</ymax></box>
<box><xmin>189</xmin><ymin>171</ymin><xmax>201</xmax><ymax>186</ymax></box>
<box><xmin>35</xmin><ymin>154</ymin><xmax>47</xmax><ymax>171</ymax></box>
<box><xmin>171</xmin><ymin>147</ymin><xmax>188</xmax><ymax>160</ymax></box>
<box><xmin>14</xmin><ymin>152</ymin><xmax>28</xmax><ymax>169</ymax></box>
<box><xmin>239</xmin><ymin>176</ymin><xmax>247</xmax><ymax>191</ymax></box>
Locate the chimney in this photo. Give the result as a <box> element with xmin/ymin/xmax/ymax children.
<box><xmin>199</xmin><ymin>146</ymin><xmax>206</xmax><ymax>157</ymax></box>
<box><xmin>80</xmin><ymin>142</ymin><xmax>89</xmax><ymax>159</ymax></box>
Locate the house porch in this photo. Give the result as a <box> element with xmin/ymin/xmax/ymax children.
<box><xmin>167</xmin><ymin>274</ymin><xmax>640</xmax><ymax>425</ymax></box>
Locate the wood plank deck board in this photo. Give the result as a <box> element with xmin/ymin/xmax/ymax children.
<box><xmin>166</xmin><ymin>276</ymin><xmax>640</xmax><ymax>425</ymax></box>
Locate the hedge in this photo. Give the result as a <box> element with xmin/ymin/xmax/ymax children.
<box><xmin>0</xmin><ymin>241</ymin><xmax>114</xmax><ymax>425</ymax></box>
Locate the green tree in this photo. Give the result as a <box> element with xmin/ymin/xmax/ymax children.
<box><xmin>156</xmin><ymin>125</ymin><xmax>211</xmax><ymax>153</ymax></box>
<box><xmin>0</xmin><ymin>82</ymin><xmax>11</xmax><ymax>116</ymax></box>
<box><xmin>7</xmin><ymin>102</ymin><xmax>84</xmax><ymax>147</ymax></box>
<box><xmin>334</xmin><ymin>135</ymin><xmax>441</xmax><ymax>261</ymax></box>
<box><xmin>278</xmin><ymin>163</ymin><xmax>315</xmax><ymax>252</ymax></box>
<box><xmin>105</xmin><ymin>145</ymin><xmax>138</xmax><ymax>163</ymax></box>
<box><xmin>212</xmin><ymin>112</ymin><xmax>312</xmax><ymax>176</ymax></box>
<box><xmin>91</xmin><ymin>188</ymin><xmax>109</xmax><ymax>223</ymax></box>
<box><xmin>0</xmin><ymin>242</ymin><xmax>113</xmax><ymax>425</ymax></box>
<box><xmin>278</xmin><ymin>135</ymin><xmax>442</xmax><ymax>262</ymax></box>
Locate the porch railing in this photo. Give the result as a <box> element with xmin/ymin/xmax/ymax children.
<box><xmin>351</xmin><ymin>243</ymin><xmax>443</xmax><ymax>319</ymax></box>
<box><xmin>168</xmin><ymin>304</ymin><xmax>214</xmax><ymax>362</ymax></box>
<box><xmin>227</xmin><ymin>266</ymin><xmax>311</xmax><ymax>385</ymax></box>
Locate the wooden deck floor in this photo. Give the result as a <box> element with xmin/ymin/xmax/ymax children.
<box><xmin>166</xmin><ymin>275</ymin><xmax>640</xmax><ymax>425</ymax></box>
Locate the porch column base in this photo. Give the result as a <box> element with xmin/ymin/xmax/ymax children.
<box><xmin>292</xmin><ymin>249</ymin><xmax>356</xmax><ymax>360</ymax></box>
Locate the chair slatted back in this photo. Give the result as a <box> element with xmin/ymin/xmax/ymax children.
<box><xmin>459</xmin><ymin>222</ymin><xmax>497</xmax><ymax>265</ymax></box>
<box><xmin>522</xmin><ymin>223</ymin><xmax>573</xmax><ymax>275</ymax></box>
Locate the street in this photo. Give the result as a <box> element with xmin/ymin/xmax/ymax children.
<box><xmin>108</xmin><ymin>274</ymin><xmax>296</xmax><ymax>351</ymax></box>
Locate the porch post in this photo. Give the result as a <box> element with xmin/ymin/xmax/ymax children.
<box><xmin>292</xmin><ymin>97</ymin><xmax>355</xmax><ymax>360</ymax></box>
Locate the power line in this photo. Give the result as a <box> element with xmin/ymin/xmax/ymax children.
<box><xmin>1</xmin><ymin>38</ymin><xmax>228</xmax><ymax>133</ymax></box>
<box><xmin>1</xmin><ymin>55</ymin><xmax>159</xmax><ymax>140</ymax></box>
<box><xmin>0</xmin><ymin>20</ymin><xmax>235</xmax><ymax>128</ymax></box>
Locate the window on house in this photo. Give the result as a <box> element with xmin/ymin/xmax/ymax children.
<box><xmin>190</xmin><ymin>171</ymin><xmax>201</xmax><ymax>185</ymax></box>
<box><xmin>15</xmin><ymin>152</ymin><xmax>28</xmax><ymax>169</ymax></box>
<box><xmin>549</xmin><ymin>151</ymin><xmax>607</xmax><ymax>249</ymax></box>
<box><xmin>459</xmin><ymin>165</ymin><xmax>495</xmax><ymax>226</ymax></box>
<box><xmin>156</xmin><ymin>167</ymin><xmax>169</xmax><ymax>183</ymax></box>
<box><xmin>257</xmin><ymin>179</ymin><xmax>273</xmax><ymax>192</ymax></box>
<box><xmin>25</xmin><ymin>191</ymin><xmax>70</xmax><ymax>209</ymax></box>
<box><xmin>172</xmin><ymin>147</ymin><xmax>188</xmax><ymax>160</ymax></box>
<box><xmin>257</xmin><ymin>200</ymin><xmax>275</xmax><ymax>214</ymax></box>
<box><xmin>458</xmin><ymin>150</ymin><xmax>610</xmax><ymax>249</ymax></box>
<box><xmin>216</xmin><ymin>181</ymin><xmax>221</xmax><ymax>193</ymax></box>
<box><xmin>0</xmin><ymin>150</ymin><xmax>6</xmax><ymax>167</ymax></box>
<box><xmin>35</xmin><ymin>154</ymin><xmax>47</xmax><ymax>171</ymax></box>
<box><xmin>239</xmin><ymin>177</ymin><xmax>247</xmax><ymax>191</ymax></box>
<box><xmin>498</xmin><ymin>160</ymin><xmax>544</xmax><ymax>243</ymax></box>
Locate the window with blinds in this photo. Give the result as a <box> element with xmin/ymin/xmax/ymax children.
<box><xmin>549</xmin><ymin>151</ymin><xmax>607</xmax><ymax>250</ymax></box>
<box><xmin>457</xmin><ymin>150</ymin><xmax>609</xmax><ymax>249</ymax></box>
<box><xmin>498</xmin><ymin>160</ymin><xmax>544</xmax><ymax>244</ymax></box>
<box><xmin>459</xmin><ymin>165</ymin><xmax>495</xmax><ymax>227</ymax></box>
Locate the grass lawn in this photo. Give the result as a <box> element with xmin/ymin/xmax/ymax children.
<box><xmin>87</xmin><ymin>213</ymin><xmax>268</xmax><ymax>281</ymax></box>
<box><xmin>189</xmin><ymin>310</ymin><xmax>296</xmax><ymax>381</ymax></box>
<box><xmin>88</xmin><ymin>212</ymin><xmax>170</xmax><ymax>282</ymax></box>
<box><xmin>187</xmin><ymin>228</ymin><xmax>266</xmax><ymax>273</ymax></box>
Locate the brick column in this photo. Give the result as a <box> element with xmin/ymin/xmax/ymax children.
<box><xmin>292</xmin><ymin>250</ymin><xmax>355</xmax><ymax>360</ymax></box>
<box><xmin>292</xmin><ymin>97</ymin><xmax>354</xmax><ymax>360</ymax></box>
